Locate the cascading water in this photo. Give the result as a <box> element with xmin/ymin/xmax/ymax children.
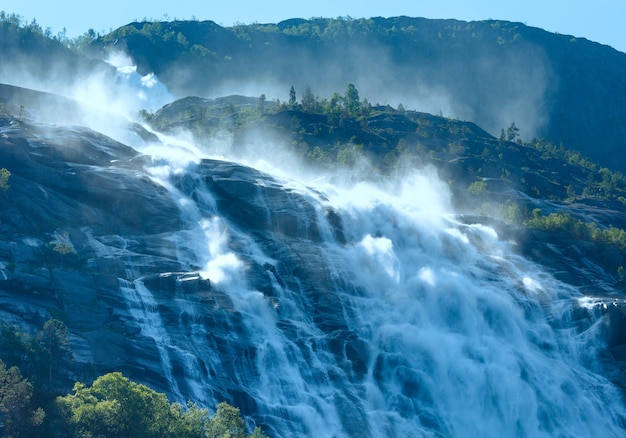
<box><xmin>3</xmin><ymin>41</ymin><xmax>621</xmax><ymax>437</ymax></box>
<box><xmin>118</xmin><ymin>277</ymin><xmax>183</xmax><ymax>401</ymax></box>
<box><xmin>118</xmin><ymin>134</ymin><xmax>626</xmax><ymax>437</ymax></box>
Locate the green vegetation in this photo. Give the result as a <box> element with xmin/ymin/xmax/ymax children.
<box><xmin>272</xmin><ymin>82</ymin><xmax>364</xmax><ymax>117</ymax></box>
<box><xmin>0</xmin><ymin>168</ymin><xmax>10</xmax><ymax>193</ymax></box>
<box><xmin>39</xmin><ymin>319</ymin><xmax>72</xmax><ymax>391</ymax></box>
<box><xmin>526</xmin><ymin>209</ymin><xmax>626</xmax><ymax>249</ymax></box>
<box><xmin>148</xmin><ymin>83</ymin><xmax>626</xmax><ymax>214</ymax></box>
<box><xmin>48</xmin><ymin>231</ymin><xmax>77</xmax><ymax>269</ymax></box>
<box><xmin>523</xmin><ymin>137</ymin><xmax>626</xmax><ymax>202</ymax></box>
<box><xmin>0</xmin><ymin>319</ymin><xmax>71</xmax><ymax>436</ymax></box>
<box><xmin>0</xmin><ymin>320</ymin><xmax>268</xmax><ymax>437</ymax></box>
<box><xmin>138</xmin><ymin>109</ymin><xmax>155</xmax><ymax>122</ymax></box>
<box><xmin>288</xmin><ymin>86</ymin><xmax>297</xmax><ymax>108</ymax></box>
<box><xmin>58</xmin><ymin>373</ymin><xmax>200</xmax><ymax>438</ymax></box>
<box><xmin>0</xmin><ymin>359</ymin><xmax>45</xmax><ymax>437</ymax></box>
<box><xmin>499</xmin><ymin>122</ymin><xmax>520</xmax><ymax>142</ymax></box>
<box><xmin>143</xmin><ymin>85</ymin><xmax>626</xmax><ymax>280</ymax></box>
<box><xmin>467</xmin><ymin>180</ymin><xmax>488</xmax><ymax>195</ymax></box>
<box><xmin>237</xmin><ymin>84</ymin><xmax>626</xmax><ymax>267</ymax></box>
<box><xmin>0</xmin><ymin>319</ymin><xmax>72</xmax><ymax>394</ymax></box>
<box><xmin>343</xmin><ymin>83</ymin><xmax>361</xmax><ymax>116</ymax></box>
<box><xmin>205</xmin><ymin>402</ymin><xmax>268</xmax><ymax>438</ymax></box>
<box><xmin>56</xmin><ymin>374</ymin><xmax>267</xmax><ymax>438</ymax></box>
<box><xmin>50</xmin><ymin>231</ymin><xmax>76</xmax><ymax>256</ymax></box>
<box><xmin>0</xmin><ymin>10</ymin><xmax>100</xmax><ymax>54</ymax></box>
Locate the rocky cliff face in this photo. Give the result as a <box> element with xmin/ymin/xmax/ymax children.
<box><xmin>2</xmin><ymin>104</ymin><xmax>626</xmax><ymax>436</ymax></box>
<box><xmin>0</xmin><ymin>114</ymin><xmax>180</xmax><ymax>382</ymax></box>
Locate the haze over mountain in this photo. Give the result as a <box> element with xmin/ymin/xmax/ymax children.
<box><xmin>2</xmin><ymin>13</ymin><xmax>626</xmax><ymax>437</ymax></box>
<box><xmin>4</xmin><ymin>15</ymin><xmax>626</xmax><ymax>173</ymax></box>
<box><xmin>86</xmin><ymin>17</ymin><xmax>626</xmax><ymax>173</ymax></box>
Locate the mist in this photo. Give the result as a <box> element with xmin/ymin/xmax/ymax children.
<box><xmin>156</xmin><ymin>27</ymin><xmax>553</xmax><ymax>140</ymax></box>
<box><xmin>0</xmin><ymin>46</ymin><xmax>172</xmax><ymax>145</ymax></box>
<box><xmin>3</xmin><ymin>25</ymin><xmax>626</xmax><ymax>437</ymax></box>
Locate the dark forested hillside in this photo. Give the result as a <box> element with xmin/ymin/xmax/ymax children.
<box><xmin>92</xmin><ymin>17</ymin><xmax>626</xmax><ymax>173</ymax></box>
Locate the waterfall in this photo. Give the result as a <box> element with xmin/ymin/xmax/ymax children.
<box><xmin>120</xmin><ymin>137</ymin><xmax>626</xmax><ymax>437</ymax></box>
<box><xmin>319</xmin><ymin>182</ymin><xmax>622</xmax><ymax>437</ymax></box>
<box><xmin>118</xmin><ymin>277</ymin><xmax>183</xmax><ymax>400</ymax></box>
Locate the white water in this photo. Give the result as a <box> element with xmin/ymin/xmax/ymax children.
<box><xmin>118</xmin><ymin>277</ymin><xmax>183</xmax><ymax>400</ymax></box>
<box><xmin>319</xmin><ymin>182</ymin><xmax>623</xmax><ymax>437</ymax></box>
<box><xmin>114</xmin><ymin>132</ymin><xmax>626</xmax><ymax>437</ymax></box>
<box><xmin>7</xmin><ymin>53</ymin><xmax>622</xmax><ymax>435</ymax></box>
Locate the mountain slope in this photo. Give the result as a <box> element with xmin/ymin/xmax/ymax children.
<box><xmin>93</xmin><ymin>17</ymin><xmax>626</xmax><ymax>173</ymax></box>
<box><xmin>2</xmin><ymin>83</ymin><xmax>626</xmax><ymax>435</ymax></box>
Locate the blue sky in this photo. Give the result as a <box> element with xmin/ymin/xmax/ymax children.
<box><xmin>2</xmin><ymin>0</ymin><xmax>625</xmax><ymax>53</ymax></box>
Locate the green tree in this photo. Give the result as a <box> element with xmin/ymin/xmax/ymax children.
<box><xmin>288</xmin><ymin>86</ymin><xmax>297</xmax><ymax>108</ymax></box>
<box><xmin>336</xmin><ymin>143</ymin><xmax>363</xmax><ymax>167</ymax></box>
<box><xmin>467</xmin><ymin>180</ymin><xmax>488</xmax><ymax>195</ymax></box>
<box><xmin>0</xmin><ymin>359</ymin><xmax>45</xmax><ymax>437</ymax></box>
<box><xmin>0</xmin><ymin>168</ymin><xmax>10</xmax><ymax>193</ymax></box>
<box><xmin>301</xmin><ymin>87</ymin><xmax>316</xmax><ymax>112</ymax></box>
<box><xmin>139</xmin><ymin>109</ymin><xmax>155</xmax><ymax>123</ymax></box>
<box><xmin>258</xmin><ymin>94</ymin><xmax>267</xmax><ymax>114</ymax></box>
<box><xmin>307</xmin><ymin>146</ymin><xmax>326</xmax><ymax>164</ymax></box>
<box><xmin>326</xmin><ymin>92</ymin><xmax>343</xmax><ymax>115</ymax></box>
<box><xmin>506</xmin><ymin>122</ymin><xmax>519</xmax><ymax>142</ymax></box>
<box><xmin>0</xmin><ymin>322</ymin><xmax>46</xmax><ymax>384</ymax></box>
<box><xmin>58</xmin><ymin>373</ymin><xmax>176</xmax><ymax>438</ymax></box>
<box><xmin>206</xmin><ymin>402</ymin><xmax>245</xmax><ymax>438</ymax></box>
<box><xmin>500</xmin><ymin>202</ymin><xmax>523</xmax><ymax>224</ymax></box>
<box><xmin>598</xmin><ymin>167</ymin><xmax>615</xmax><ymax>193</ymax></box>
<box><xmin>49</xmin><ymin>231</ymin><xmax>76</xmax><ymax>268</ymax></box>
<box><xmin>0</xmin><ymin>323</ymin><xmax>29</xmax><ymax>370</ymax></box>
<box><xmin>250</xmin><ymin>427</ymin><xmax>270</xmax><ymax>438</ymax></box>
<box><xmin>38</xmin><ymin>319</ymin><xmax>71</xmax><ymax>391</ymax></box>
<box><xmin>168</xmin><ymin>402</ymin><xmax>210</xmax><ymax>438</ymax></box>
<box><xmin>66</xmin><ymin>28</ymin><xmax>98</xmax><ymax>54</ymax></box>
<box><xmin>56</xmin><ymin>372</ymin><xmax>216</xmax><ymax>438</ymax></box>
<box><xmin>344</xmin><ymin>83</ymin><xmax>360</xmax><ymax>115</ymax></box>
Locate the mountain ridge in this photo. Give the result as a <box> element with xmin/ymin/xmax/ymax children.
<box><xmin>84</xmin><ymin>16</ymin><xmax>626</xmax><ymax>174</ymax></box>
<box><xmin>3</xmin><ymin>13</ymin><xmax>626</xmax><ymax>173</ymax></box>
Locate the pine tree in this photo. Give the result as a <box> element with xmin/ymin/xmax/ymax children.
<box><xmin>344</xmin><ymin>83</ymin><xmax>360</xmax><ymax>115</ymax></box>
<box><xmin>288</xmin><ymin>85</ymin><xmax>297</xmax><ymax>108</ymax></box>
<box><xmin>0</xmin><ymin>360</ymin><xmax>45</xmax><ymax>437</ymax></box>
